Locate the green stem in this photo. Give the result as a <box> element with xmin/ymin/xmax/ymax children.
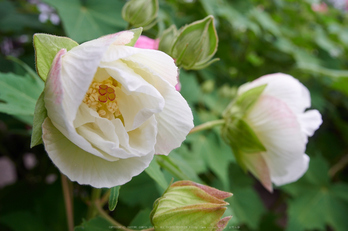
<box><xmin>95</xmin><ymin>200</ymin><xmax>154</xmax><ymax>231</ymax></box>
<box><xmin>189</xmin><ymin>119</ymin><xmax>225</xmax><ymax>135</ymax></box>
<box><xmin>87</xmin><ymin>188</ymin><xmax>102</xmax><ymax>220</ymax></box>
<box><xmin>61</xmin><ymin>174</ymin><xmax>74</xmax><ymax>231</ymax></box>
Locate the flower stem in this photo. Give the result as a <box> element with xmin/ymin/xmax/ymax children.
<box><xmin>329</xmin><ymin>154</ymin><xmax>348</xmax><ymax>177</ymax></box>
<box><xmin>87</xmin><ymin>188</ymin><xmax>102</xmax><ymax>220</ymax></box>
<box><xmin>100</xmin><ymin>189</ymin><xmax>111</xmax><ymax>207</ymax></box>
<box><xmin>61</xmin><ymin>174</ymin><xmax>74</xmax><ymax>231</ymax></box>
<box><xmin>189</xmin><ymin>119</ymin><xmax>225</xmax><ymax>135</ymax></box>
<box><xmin>94</xmin><ymin>201</ymin><xmax>134</xmax><ymax>231</ymax></box>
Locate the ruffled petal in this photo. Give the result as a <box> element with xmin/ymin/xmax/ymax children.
<box><xmin>100</xmin><ymin>61</ymin><xmax>164</xmax><ymax>131</ymax></box>
<box><xmin>45</xmin><ymin>52</ymin><xmax>114</xmax><ymax>161</ymax></box>
<box><xmin>298</xmin><ymin>109</ymin><xmax>322</xmax><ymax>137</ymax></box>
<box><xmin>42</xmin><ymin>117</ymin><xmax>154</xmax><ymax>188</ymax></box>
<box><xmin>246</xmin><ymin>95</ymin><xmax>308</xmax><ymax>185</ymax></box>
<box><xmin>271</xmin><ymin>154</ymin><xmax>309</xmax><ymax>186</ymax></box>
<box><xmin>102</xmin><ymin>46</ymin><xmax>178</xmax><ymax>87</ymax></box>
<box><xmin>154</xmin><ymin>83</ymin><xmax>194</xmax><ymax>155</ymax></box>
<box><xmin>238</xmin><ymin>73</ymin><xmax>311</xmax><ymax>114</ymax></box>
<box><xmin>76</xmin><ymin>115</ymin><xmax>157</xmax><ymax>158</ymax></box>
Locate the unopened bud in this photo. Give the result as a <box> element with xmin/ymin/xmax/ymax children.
<box><xmin>158</xmin><ymin>25</ymin><xmax>178</xmax><ymax>55</ymax></box>
<box><xmin>122</xmin><ymin>0</ymin><xmax>158</xmax><ymax>30</ymax></box>
<box><xmin>150</xmin><ymin>180</ymin><xmax>232</xmax><ymax>231</ymax></box>
<box><xmin>171</xmin><ymin>15</ymin><xmax>219</xmax><ymax>70</ymax></box>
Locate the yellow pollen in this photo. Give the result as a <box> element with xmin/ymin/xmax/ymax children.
<box><xmin>83</xmin><ymin>77</ymin><xmax>122</xmax><ymax>120</ymax></box>
<box><xmin>99</xmin><ymin>88</ymin><xmax>107</xmax><ymax>95</ymax></box>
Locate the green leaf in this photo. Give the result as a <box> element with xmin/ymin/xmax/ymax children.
<box><xmin>41</xmin><ymin>0</ymin><xmax>127</xmax><ymax>43</ymax></box>
<box><xmin>191</xmin><ymin>132</ymin><xmax>234</xmax><ymax>189</ymax></box>
<box><xmin>119</xmin><ymin>172</ymin><xmax>160</xmax><ymax>208</ymax></box>
<box><xmin>145</xmin><ymin>158</ymin><xmax>169</xmax><ymax>191</ymax></box>
<box><xmin>129</xmin><ymin>208</ymin><xmax>153</xmax><ymax>228</ymax></box>
<box><xmin>30</xmin><ymin>92</ymin><xmax>47</xmax><ymax>148</ymax></box>
<box><xmin>0</xmin><ymin>211</ymin><xmax>46</xmax><ymax>231</ymax></box>
<box><xmin>283</xmin><ymin>156</ymin><xmax>348</xmax><ymax>231</ymax></box>
<box><xmin>33</xmin><ymin>33</ymin><xmax>79</xmax><ymax>81</ymax></box>
<box><xmin>224</xmin><ymin>163</ymin><xmax>266</xmax><ymax>229</ymax></box>
<box><xmin>155</xmin><ymin>155</ymin><xmax>191</xmax><ymax>181</ymax></box>
<box><xmin>125</xmin><ymin>27</ymin><xmax>143</xmax><ymax>47</ymax></box>
<box><xmin>74</xmin><ymin>216</ymin><xmax>113</xmax><ymax>231</ymax></box>
<box><xmin>227</xmin><ymin>187</ymin><xmax>266</xmax><ymax>229</ymax></box>
<box><xmin>108</xmin><ymin>185</ymin><xmax>121</xmax><ymax>211</ymax></box>
<box><xmin>0</xmin><ymin>72</ymin><xmax>44</xmax><ymax>123</ymax></box>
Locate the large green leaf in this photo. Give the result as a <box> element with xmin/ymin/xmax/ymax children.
<box><xmin>0</xmin><ymin>72</ymin><xmax>44</xmax><ymax>124</ymax></box>
<box><xmin>74</xmin><ymin>217</ymin><xmax>113</xmax><ymax>231</ymax></box>
<box><xmin>41</xmin><ymin>0</ymin><xmax>127</xmax><ymax>43</ymax></box>
<box><xmin>191</xmin><ymin>132</ymin><xmax>234</xmax><ymax>189</ymax></box>
<box><xmin>224</xmin><ymin>163</ymin><xmax>266</xmax><ymax>229</ymax></box>
<box><xmin>282</xmin><ymin>156</ymin><xmax>348</xmax><ymax>231</ymax></box>
<box><xmin>145</xmin><ymin>158</ymin><xmax>169</xmax><ymax>191</ymax></box>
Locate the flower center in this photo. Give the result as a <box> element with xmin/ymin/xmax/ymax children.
<box><xmin>83</xmin><ymin>77</ymin><xmax>122</xmax><ymax>120</ymax></box>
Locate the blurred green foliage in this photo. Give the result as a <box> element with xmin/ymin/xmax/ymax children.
<box><xmin>1</xmin><ymin>0</ymin><xmax>348</xmax><ymax>230</ymax></box>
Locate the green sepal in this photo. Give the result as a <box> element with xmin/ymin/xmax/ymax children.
<box><xmin>224</xmin><ymin>84</ymin><xmax>267</xmax><ymax>119</ymax></box>
<box><xmin>158</xmin><ymin>25</ymin><xmax>178</xmax><ymax>55</ymax></box>
<box><xmin>125</xmin><ymin>27</ymin><xmax>143</xmax><ymax>47</ymax></box>
<box><xmin>108</xmin><ymin>185</ymin><xmax>121</xmax><ymax>211</ymax></box>
<box><xmin>33</xmin><ymin>33</ymin><xmax>79</xmax><ymax>81</ymax></box>
<box><xmin>150</xmin><ymin>179</ymin><xmax>174</xmax><ymax>225</ymax></box>
<box><xmin>222</xmin><ymin>118</ymin><xmax>266</xmax><ymax>154</ymax></box>
<box><xmin>30</xmin><ymin>91</ymin><xmax>47</xmax><ymax>148</ymax></box>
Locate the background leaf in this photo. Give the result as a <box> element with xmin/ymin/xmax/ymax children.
<box><xmin>41</xmin><ymin>0</ymin><xmax>127</xmax><ymax>43</ymax></box>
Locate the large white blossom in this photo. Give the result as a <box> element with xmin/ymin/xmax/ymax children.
<box><xmin>237</xmin><ymin>73</ymin><xmax>322</xmax><ymax>191</ymax></box>
<box><xmin>42</xmin><ymin>31</ymin><xmax>194</xmax><ymax>188</ymax></box>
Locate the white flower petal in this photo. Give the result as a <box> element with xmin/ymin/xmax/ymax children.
<box><xmin>100</xmin><ymin>61</ymin><xmax>164</xmax><ymax>131</ymax></box>
<box><xmin>271</xmin><ymin>154</ymin><xmax>309</xmax><ymax>186</ymax></box>
<box><xmin>122</xmin><ymin>48</ymin><xmax>178</xmax><ymax>87</ymax></box>
<box><xmin>298</xmin><ymin>109</ymin><xmax>322</xmax><ymax>137</ymax></box>
<box><xmin>239</xmin><ymin>73</ymin><xmax>311</xmax><ymax>114</ymax></box>
<box><xmin>101</xmin><ymin>46</ymin><xmax>178</xmax><ymax>87</ymax></box>
<box><xmin>76</xmin><ymin>115</ymin><xmax>157</xmax><ymax>159</ymax></box>
<box><xmin>246</xmin><ymin>95</ymin><xmax>308</xmax><ymax>185</ymax></box>
<box><xmin>154</xmin><ymin>84</ymin><xmax>194</xmax><ymax>155</ymax></box>
<box><xmin>45</xmin><ymin>32</ymin><xmax>134</xmax><ymax>161</ymax></box>
<box><xmin>242</xmin><ymin>152</ymin><xmax>273</xmax><ymax>192</ymax></box>
<box><xmin>45</xmin><ymin>49</ymin><xmax>115</xmax><ymax>161</ymax></box>
<box><xmin>42</xmin><ymin>117</ymin><xmax>154</xmax><ymax>188</ymax></box>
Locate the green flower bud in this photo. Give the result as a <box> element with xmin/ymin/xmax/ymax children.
<box><xmin>171</xmin><ymin>15</ymin><xmax>219</xmax><ymax>70</ymax></box>
<box><xmin>122</xmin><ymin>0</ymin><xmax>158</xmax><ymax>30</ymax></box>
<box><xmin>150</xmin><ymin>180</ymin><xmax>232</xmax><ymax>231</ymax></box>
<box><xmin>158</xmin><ymin>25</ymin><xmax>178</xmax><ymax>55</ymax></box>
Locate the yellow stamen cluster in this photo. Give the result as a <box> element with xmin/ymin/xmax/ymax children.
<box><xmin>83</xmin><ymin>77</ymin><xmax>121</xmax><ymax>120</ymax></box>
